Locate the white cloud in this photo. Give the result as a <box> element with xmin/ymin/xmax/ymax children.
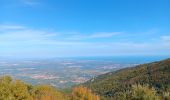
<box><xmin>89</xmin><ymin>32</ymin><xmax>122</xmax><ymax>38</ymax></box>
<box><xmin>20</xmin><ymin>0</ymin><xmax>40</xmax><ymax>6</ymax></box>
<box><xmin>0</xmin><ymin>24</ymin><xmax>25</xmax><ymax>31</ymax></box>
<box><xmin>64</xmin><ymin>32</ymin><xmax>123</xmax><ymax>40</ymax></box>
<box><xmin>0</xmin><ymin>24</ymin><xmax>59</xmax><ymax>46</ymax></box>
<box><xmin>161</xmin><ymin>35</ymin><xmax>170</xmax><ymax>41</ymax></box>
<box><xmin>0</xmin><ymin>24</ymin><xmax>170</xmax><ymax>57</ymax></box>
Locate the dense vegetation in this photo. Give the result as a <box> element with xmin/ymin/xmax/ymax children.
<box><xmin>0</xmin><ymin>58</ymin><xmax>170</xmax><ymax>100</ymax></box>
<box><xmin>83</xmin><ymin>58</ymin><xmax>170</xmax><ymax>99</ymax></box>
<box><xmin>0</xmin><ymin>76</ymin><xmax>99</xmax><ymax>100</ymax></box>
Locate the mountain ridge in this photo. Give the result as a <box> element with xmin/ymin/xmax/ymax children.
<box><xmin>82</xmin><ymin>58</ymin><xmax>170</xmax><ymax>99</ymax></box>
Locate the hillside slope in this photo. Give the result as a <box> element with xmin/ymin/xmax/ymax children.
<box><xmin>83</xmin><ymin>58</ymin><xmax>170</xmax><ymax>99</ymax></box>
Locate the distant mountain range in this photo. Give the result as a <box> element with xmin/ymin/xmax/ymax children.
<box><xmin>83</xmin><ymin>58</ymin><xmax>170</xmax><ymax>99</ymax></box>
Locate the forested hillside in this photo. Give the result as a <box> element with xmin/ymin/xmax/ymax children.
<box><xmin>83</xmin><ymin>58</ymin><xmax>170</xmax><ymax>100</ymax></box>
<box><xmin>0</xmin><ymin>59</ymin><xmax>170</xmax><ymax>100</ymax></box>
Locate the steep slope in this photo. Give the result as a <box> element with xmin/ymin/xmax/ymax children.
<box><xmin>83</xmin><ymin>58</ymin><xmax>170</xmax><ymax>98</ymax></box>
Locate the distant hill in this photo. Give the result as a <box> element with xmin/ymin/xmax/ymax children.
<box><xmin>83</xmin><ymin>58</ymin><xmax>170</xmax><ymax>99</ymax></box>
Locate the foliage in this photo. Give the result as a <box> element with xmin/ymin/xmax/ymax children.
<box><xmin>0</xmin><ymin>76</ymin><xmax>33</xmax><ymax>100</ymax></box>
<box><xmin>131</xmin><ymin>84</ymin><xmax>159</xmax><ymax>100</ymax></box>
<box><xmin>0</xmin><ymin>58</ymin><xmax>170</xmax><ymax>100</ymax></box>
<box><xmin>71</xmin><ymin>86</ymin><xmax>100</xmax><ymax>100</ymax></box>
<box><xmin>31</xmin><ymin>85</ymin><xmax>68</xmax><ymax>100</ymax></box>
<box><xmin>83</xmin><ymin>58</ymin><xmax>170</xmax><ymax>99</ymax></box>
<box><xmin>0</xmin><ymin>76</ymin><xmax>100</xmax><ymax>100</ymax></box>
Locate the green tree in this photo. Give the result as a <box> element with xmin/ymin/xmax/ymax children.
<box><xmin>0</xmin><ymin>76</ymin><xmax>14</xmax><ymax>100</ymax></box>
<box><xmin>131</xmin><ymin>84</ymin><xmax>160</xmax><ymax>100</ymax></box>
<box><xmin>71</xmin><ymin>86</ymin><xmax>100</xmax><ymax>100</ymax></box>
<box><xmin>12</xmin><ymin>80</ymin><xmax>33</xmax><ymax>100</ymax></box>
<box><xmin>31</xmin><ymin>85</ymin><xmax>68</xmax><ymax>100</ymax></box>
<box><xmin>0</xmin><ymin>76</ymin><xmax>32</xmax><ymax>100</ymax></box>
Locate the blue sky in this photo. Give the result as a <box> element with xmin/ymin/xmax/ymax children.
<box><xmin>0</xmin><ymin>0</ymin><xmax>170</xmax><ymax>58</ymax></box>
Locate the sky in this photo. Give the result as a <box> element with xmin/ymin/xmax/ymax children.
<box><xmin>0</xmin><ymin>0</ymin><xmax>170</xmax><ymax>58</ymax></box>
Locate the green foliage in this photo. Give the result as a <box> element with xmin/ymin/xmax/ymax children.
<box><xmin>0</xmin><ymin>76</ymin><xmax>100</xmax><ymax>100</ymax></box>
<box><xmin>12</xmin><ymin>80</ymin><xmax>33</xmax><ymax>100</ymax></box>
<box><xmin>0</xmin><ymin>76</ymin><xmax>14</xmax><ymax>100</ymax></box>
<box><xmin>83</xmin><ymin>58</ymin><xmax>170</xmax><ymax>100</ymax></box>
<box><xmin>31</xmin><ymin>85</ymin><xmax>68</xmax><ymax>100</ymax></box>
<box><xmin>0</xmin><ymin>76</ymin><xmax>68</xmax><ymax>100</ymax></box>
<box><xmin>0</xmin><ymin>76</ymin><xmax>32</xmax><ymax>100</ymax></box>
<box><xmin>131</xmin><ymin>84</ymin><xmax>159</xmax><ymax>100</ymax></box>
<box><xmin>71</xmin><ymin>86</ymin><xmax>100</xmax><ymax>100</ymax></box>
<box><xmin>0</xmin><ymin>58</ymin><xmax>170</xmax><ymax>100</ymax></box>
